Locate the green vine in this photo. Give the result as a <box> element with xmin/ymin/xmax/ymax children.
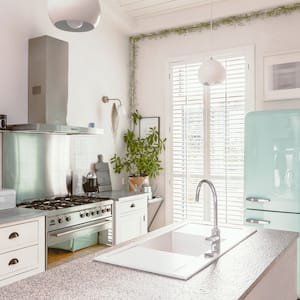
<box><xmin>129</xmin><ymin>3</ymin><xmax>300</xmax><ymax>111</ymax></box>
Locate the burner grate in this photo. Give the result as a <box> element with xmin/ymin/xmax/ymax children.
<box><xmin>17</xmin><ymin>195</ymin><xmax>111</xmax><ymax>210</ymax></box>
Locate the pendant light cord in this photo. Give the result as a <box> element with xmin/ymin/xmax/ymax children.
<box><xmin>210</xmin><ymin>0</ymin><xmax>213</xmax><ymax>58</ymax></box>
<box><xmin>210</xmin><ymin>0</ymin><xmax>212</xmax><ymax>34</ymax></box>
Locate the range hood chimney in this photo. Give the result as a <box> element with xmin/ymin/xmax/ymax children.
<box><xmin>8</xmin><ymin>35</ymin><xmax>103</xmax><ymax>135</ymax></box>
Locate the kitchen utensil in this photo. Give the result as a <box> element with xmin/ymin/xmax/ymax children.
<box><xmin>0</xmin><ymin>114</ymin><xmax>7</xmax><ymax>130</ymax></box>
<box><xmin>95</xmin><ymin>154</ymin><xmax>112</xmax><ymax>192</ymax></box>
<box><xmin>82</xmin><ymin>170</ymin><xmax>98</xmax><ymax>194</ymax></box>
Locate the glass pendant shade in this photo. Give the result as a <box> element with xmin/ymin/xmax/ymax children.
<box><xmin>198</xmin><ymin>57</ymin><xmax>226</xmax><ymax>86</ymax></box>
<box><xmin>48</xmin><ymin>0</ymin><xmax>101</xmax><ymax>32</ymax></box>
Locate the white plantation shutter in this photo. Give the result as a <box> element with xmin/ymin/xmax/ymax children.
<box><xmin>172</xmin><ymin>62</ymin><xmax>205</xmax><ymax>222</ymax></box>
<box><xmin>171</xmin><ymin>50</ymin><xmax>251</xmax><ymax>226</ymax></box>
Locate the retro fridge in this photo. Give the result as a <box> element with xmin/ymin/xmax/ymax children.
<box><xmin>244</xmin><ymin>109</ymin><xmax>300</xmax><ymax>296</ymax></box>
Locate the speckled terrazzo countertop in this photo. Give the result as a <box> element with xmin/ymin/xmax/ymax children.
<box><xmin>0</xmin><ymin>207</ymin><xmax>46</xmax><ymax>225</ymax></box>
<box><xmin>0</xmin><ymin>224</ymin><xmax>298</xmax><ymax>300</ymax></box>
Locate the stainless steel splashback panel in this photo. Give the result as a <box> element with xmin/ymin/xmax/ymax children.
<box><xmin>2</xmin><ymin>132</ymin><xmax>71</xmax><ymax>203</ymax></box>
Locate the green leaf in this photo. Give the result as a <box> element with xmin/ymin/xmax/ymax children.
<box><xmin>110</xmin><ymin>113</ymin><xmax>166</xmax><ymax>178</ymax></box>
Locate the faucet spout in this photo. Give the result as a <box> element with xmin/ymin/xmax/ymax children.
<box><xmin>195</xmin><ymin>179</ymin><xmax>220</xmax><ymax>255</ymax></box>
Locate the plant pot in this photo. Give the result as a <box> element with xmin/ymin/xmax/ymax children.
<box><xmin>128</xmin><ymin>176</ymin><xmax>149</xmax><ymax>192</ymax></box>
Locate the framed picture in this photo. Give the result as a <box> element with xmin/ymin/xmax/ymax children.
<box><xmin>264</xmin><ymin>51</ymin><xmax>300</xmax><ymax>101</ymax></box>
<box><xmin>139</xmin><ymin>117</ymin><xmax>160</xmax><ymax>138</ymax></box>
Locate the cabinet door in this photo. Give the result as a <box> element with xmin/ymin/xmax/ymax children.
<box><xmin>245</xmin><ymin>110</ymin><xmax>300</xmax><ymax>213</ymax></box>
<box><xmin>118</xmin><ymin>210</ymin><xmax>147</xmax><ymax>244</ymax></box>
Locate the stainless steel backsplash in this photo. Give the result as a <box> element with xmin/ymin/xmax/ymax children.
<box><xmin>2</xmin><ymin>132</ymin><xmax>101</xmax><ymax>203</ymax></box>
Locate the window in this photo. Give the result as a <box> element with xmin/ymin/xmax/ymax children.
<box><xmin>170</xmin><ymin>47</ymin><xmax>253</xmax><ymax>226</ymax></box>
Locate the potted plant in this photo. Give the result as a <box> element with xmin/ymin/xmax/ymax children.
<box><xmin>110</xmin><ymin>110</ymin><xmax>166</xmax><ymax>192</ymax></box>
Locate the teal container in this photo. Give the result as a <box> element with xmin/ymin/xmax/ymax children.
<box><xmin>49</xmin><ymin>233</ymin><xmax>98</xmax><ymax>252</ymax></box>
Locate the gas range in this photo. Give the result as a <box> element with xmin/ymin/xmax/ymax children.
<box><xmin>17</xmin><ymin>195</ymin><xmax>113</xmax><ymax>253</ymax></box>
<box><xmin>17</xmin><ymin>195</ymin><xmax>111</xmax><ymax>211</ymax></box>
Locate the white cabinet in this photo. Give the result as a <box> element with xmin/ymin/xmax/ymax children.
<box><xmin>0</xmin><ymin>216</ymin><xmax>45</xmax><ymax>287</ymax></box>
<box><xmin>113</xmin><ymin>194</ymin><xmax>147</xmax><ymax>245</ymax></box>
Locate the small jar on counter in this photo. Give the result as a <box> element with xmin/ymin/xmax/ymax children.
<box><xmin>142</xmin><ymin>184</ymin><xmax>152</xmax><ymax>200</ymax></box>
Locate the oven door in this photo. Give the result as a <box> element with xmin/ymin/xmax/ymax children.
<box><xmin>47</xmin><ymin>217</ymin><xmax>112</xmax><ymax>247</ymax></box>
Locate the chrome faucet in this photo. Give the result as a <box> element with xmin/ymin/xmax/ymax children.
<box><xmin>195</xmin><ymin>179</ymin><xmax>220</xmax><ymax>257</ymax></box>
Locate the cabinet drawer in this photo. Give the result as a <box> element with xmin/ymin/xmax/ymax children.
<box><xmin>119</xmin><ymin>198</ymin><xmax>147</xmax><ymax>215</ymax></box>
<box><xmin>0</xmin><ymin>221</ymin><xmax>39</xmax><ymax>253</ymax></box>
<box><xmin>0</xmin><ymin>245</ymin><xmax>39</xmax><ymax>280</ymax></box>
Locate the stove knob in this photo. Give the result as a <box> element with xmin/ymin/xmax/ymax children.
<box><xmin>101</xmin><ymin>209</ymin><xmax>105</xmax><ymax>214</ymax></box>
<box><xmin>86</xmin><ymin>212</ymin><xmax>90</xmax><ymax>217</ymax></box>
<box><xmin>58</xmin><ymin>218</ymin><xmax>63</xmax><ymax>224</ymax></box>
<box><xmin>80</xmin><ymin>212</ymin><xmax>85</xmax><ymax>218</ymax></box>
<box><xmin>96</xmin><ymin>210</ymin><xmax>100</xmax><ymax>215</ymax></box>
<box><xmin>106</xmin><ymin>207</ymin><xmax>110</xmax><ymax>213</ymax></box>
<box><xmin>65</xmin><ymin>216</ymin><xmax>71</xmax><ymax>222</ymax></box>
<box><xmin>91</xmin><ymin>211</ymin><xmax>95</xmax><ymax>216</ymax></box>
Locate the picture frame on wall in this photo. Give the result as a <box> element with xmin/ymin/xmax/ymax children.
<box><xmin>139</xmin><ymin>117</ymin><xmax>160</xmax><ymax>138</ymax></box>
<box><xmin>264</xmin><ymin>51</ymin><xmax>300</xmax><ymax>101</ymax></box>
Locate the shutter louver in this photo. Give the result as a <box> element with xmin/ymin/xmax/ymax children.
<box><xmin>171</xmin><ymin>54</ymin><xmax>248</xmax><ymax>226</ymax></box>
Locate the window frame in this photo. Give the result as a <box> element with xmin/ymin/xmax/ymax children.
<box><xmin>164</xmin><ymin>45</ymin><xmax>255</xmax><ymax>225</ymax></box>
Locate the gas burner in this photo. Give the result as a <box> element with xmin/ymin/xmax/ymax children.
<box><xmin>17</xmin><ymin>195</ymin><xmax>111</xmax><ymax>210</ymax></box>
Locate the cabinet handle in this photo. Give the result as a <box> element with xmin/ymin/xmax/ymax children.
<box><xmin>8</xmin><ymin>258</ymin><xmax>19</xmax><ymax>266</ymax></box>
<box><xmin>130</xmin><ymin>203</ymin><xmax>136</xmax><ymax>208</ymax></box>
<box><xmin>8</xmin><ymin>232</ymin><xmax>19</xmax><ymax>239</ymax></box>
<box><xmin>246</xmin><ymin>197</ymin><xmax>270</xmax><ymax>203</ymax></box>
<box><xmin>246</xmin><ymin>218</ymin><xmax>271</xmax><ymax>225</ymax></box>
<box><xmin>143</xmin><ymin>215</ymin><xmax>145</xmax><ymax>222</ymax></box>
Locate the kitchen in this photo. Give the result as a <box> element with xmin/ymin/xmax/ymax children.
<box><xmin>0</xmin><ymin>0</ymin><xmax>300</xmax><ymax>299</ymax></box>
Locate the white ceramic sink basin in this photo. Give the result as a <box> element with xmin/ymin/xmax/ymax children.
<box><xmin>94</xmin><ymin>223</ymin><xmax>256</xmax><ymax>280</ymax></box>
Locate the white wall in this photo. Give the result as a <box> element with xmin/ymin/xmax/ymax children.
<box><xmin>135</xmin><ymin>11</ymin><xmax>300</xmax><ymax>228</ymax></box>
<box><xmin>0</xmin><ymin>0</ymin><xmax>130</xmax><ymax>189</ymax></box>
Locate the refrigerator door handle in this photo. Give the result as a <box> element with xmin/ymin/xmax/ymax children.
<box><xmin>246</xmin><ymin>218</ymin><xmax>271</xmax><ymax>225</ymax></box>
<box><xmin>246</xmin><ymin>197</ymin><xmax>271</xmax><ymax>203</ymax></box>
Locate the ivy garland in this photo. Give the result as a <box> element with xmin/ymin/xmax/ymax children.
<box><xmin>128</xmin><ymin>3</ymin><xmax>300</xmax><ymax>111</ymax></box>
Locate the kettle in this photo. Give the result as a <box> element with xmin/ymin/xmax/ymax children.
<box><xmin>82</xmin><ymin>170</ymin><xmax>98</xmax><ymax>194</ymax></box>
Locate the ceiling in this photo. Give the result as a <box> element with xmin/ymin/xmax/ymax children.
<box><xmin>105</xmin><ymin>0</ymin><xmax>295</xmax><ymax>34</ymax></box>
<box><xmin>113</xmin><ymin>0</ymin><xmax>224</xmax><ymax>19</ymax></box>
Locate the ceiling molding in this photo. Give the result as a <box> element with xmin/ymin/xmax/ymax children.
<box><xmin>118</xmin><ymin>0</ymin><xmax>224</xmax><ymax>19</ymax></box>
<box><xmin>108</xmin><ymin>0</ymin><xmax>298</xmax><ymax>34</ymax></box>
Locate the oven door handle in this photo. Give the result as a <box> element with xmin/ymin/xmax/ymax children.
<box><xmin>50</xmin><ymin>219</ymin><xmax>112</xmax><ymax>237</ymax></box>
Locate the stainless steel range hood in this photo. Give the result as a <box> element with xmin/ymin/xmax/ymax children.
<box><xmin>7</xmin><ymin>123</ymin><xmax>103</xmax><ymax>134</ymax></box>
<box><xmin>8</xmin><ymin>36</ymin><xmax>103</xmax><ymax>135</ymax></box>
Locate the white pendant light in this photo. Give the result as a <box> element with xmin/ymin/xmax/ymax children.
<box><xmin>48</xmin><ymin>0</ymin><xmax>101</xmax><ymax>32</ymax></box>
<box><xmin>198</xmin><ymin>1</ymin><xmax>226</xmax><ymax>86</ymax></box>
<box><xmin>199</xmin><ymin>57</ymin><xmax>226</xmax><ymax>86</ymax></box>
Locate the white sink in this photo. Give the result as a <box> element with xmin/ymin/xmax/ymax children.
<box><xmin>94</xmin><ymin>223</ymin><xmax>256</xmax><ymax>280</ymax></box>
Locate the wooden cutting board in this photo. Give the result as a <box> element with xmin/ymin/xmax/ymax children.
<box><xmin>95</xmin><ymin>154</ymin><xmax>112</xmax><ymax>192</ymax></box>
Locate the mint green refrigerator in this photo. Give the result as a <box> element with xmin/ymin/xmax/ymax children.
<box><xmin>244</xmin><ymin>109</ymin><xmax>300</xmax><ymax>297</ymax></box>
